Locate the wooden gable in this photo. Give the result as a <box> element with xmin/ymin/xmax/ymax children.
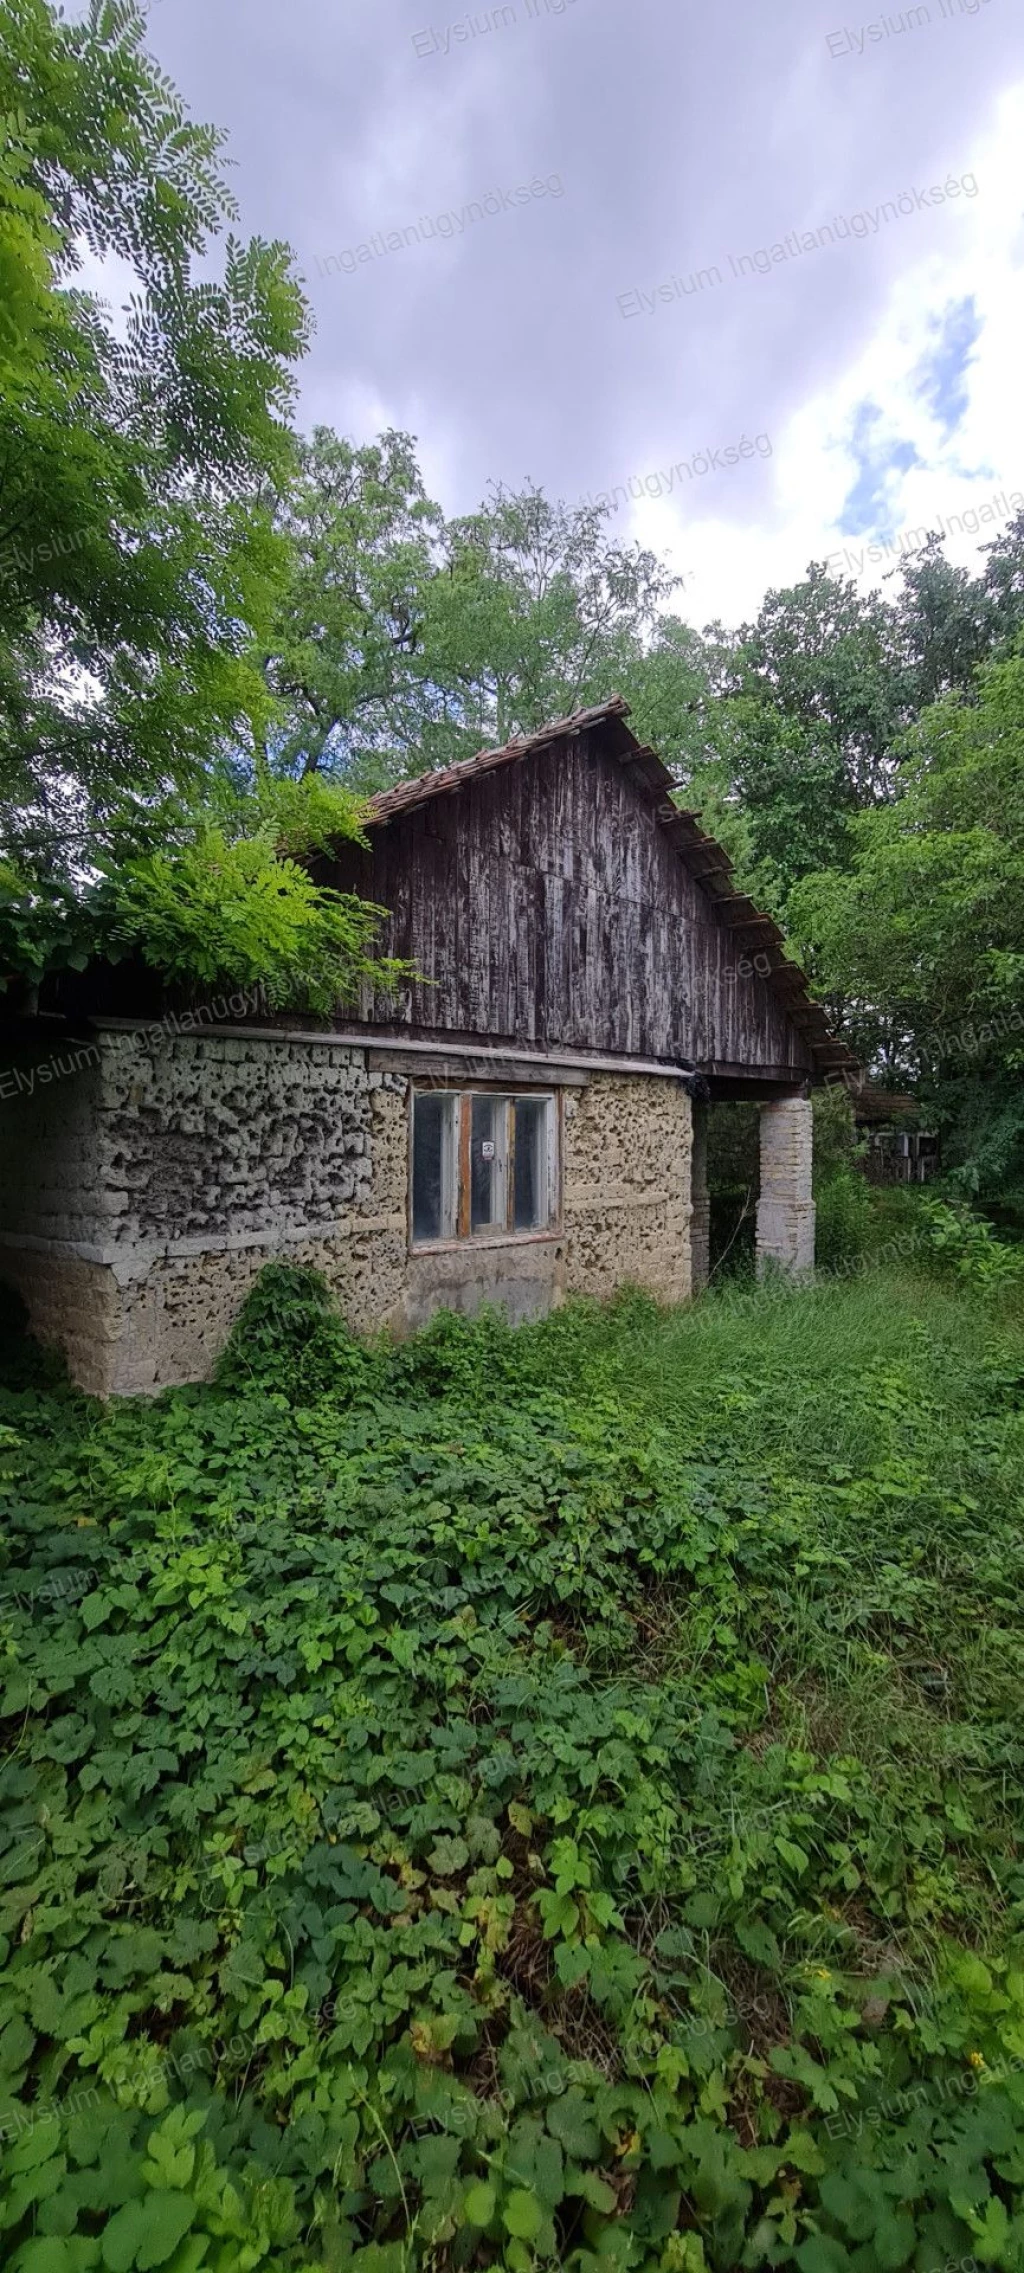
<box><xmin>324</xmin><ymin>702</ymin><xmax>851</xmax><ymax>1082</ymax></box>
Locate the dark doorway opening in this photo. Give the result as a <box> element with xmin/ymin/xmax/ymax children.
<box><xmin>707</xmin><ymin>1101</ymin><xmax>760</xmax><ymax>1282</ymax></box>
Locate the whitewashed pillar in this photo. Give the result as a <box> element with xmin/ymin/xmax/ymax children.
<box><xmin>756</xmin><ymin>1097</ymin><xmax>815</xmax><ymax>1276</ymax></box>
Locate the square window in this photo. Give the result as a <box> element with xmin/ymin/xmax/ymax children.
<box><xmin>410</xmin><ymin>1088</ymin><xmax>557</xmax><ymax>1248</ymax></box>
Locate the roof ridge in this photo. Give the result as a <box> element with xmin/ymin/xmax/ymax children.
<box><xmin>366</xmin><ymin>696</ymin><xmax>631</xmax><ymax>825</ymax></box>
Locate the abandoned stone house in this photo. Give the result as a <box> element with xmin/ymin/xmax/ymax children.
<box><xmin>0</xmin><ymin>696</ymin><xmax>855</xmax><ymax>1396</ymax></box>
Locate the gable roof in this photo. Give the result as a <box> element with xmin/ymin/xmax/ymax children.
<box><xmin>366</xmin><ymin>695</ymin><xmax>857</xmax><ymax>1080</ymax></box>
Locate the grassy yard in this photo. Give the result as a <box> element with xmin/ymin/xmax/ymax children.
<box><xmin>2</xmin><ymin>1257</ymin><xmax>1024</xmax><ymax>2272</ymax></box>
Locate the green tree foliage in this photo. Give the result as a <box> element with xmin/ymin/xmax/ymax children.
<box><xmin>263</xmin><ymin>453</ymin><xmax>681</xmax><ymax>788</ymax></box>
<box><xmin>669</xmin><ymin>567</ymin><xmax>912</xmax><ymax>916</ymax></box>
<box><xmin>0</xmin><ymin>103</ymin><xmax>55</xmax><ymax>370</ymax></box>
<box><xmin>0</xmin><ymin>0</ymin><xmax>417</xmax><ymax>1017</ymax></box>
<box><xmin>421</xmin><ymin>481</ymin><xmax>678</xmax><ymax>757</ymax></box>
<box><xmin>893</xmin><ymin>535</ymin><xmax>1004</xmax><ymax>705</ymax></box>
<box><xmin>976</xmin><ymin>505</ymin><xmax>1024</xmax><ymax>655</ymax></box>
<box><xmin>646</xmin><ymin>527</ymin><xmax>1024</xmax><ymax>929</ymax></box>
<box><xmin>0</xmin><ymin>767</ymin><xmax>411</xmax><ymax>1008</ymax></box>
<box><xmin>893</xmin><ymin>509</ymin><xmax>1024</xmax><ymax>707</ymax></box>
<box><xmin>257</xmin><ymin>426</ymin><xmax>444</xmax><ymax>788</ymax></box>
<box><xmin>104</xmin><ymin>823</ymin><xmax>407</xmax><ymax>1016</ymax></box>
<box><xmin>0</xmin><ymin>0</ymin><xmax>309</xmax><ymax>967</ymax></box>
<box><xmin>790</xmin><ymin>648</ymin><xmax>1024</xmax><ymax>1200</ymax></box>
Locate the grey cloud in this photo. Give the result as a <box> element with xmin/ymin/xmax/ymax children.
<box><xmin>143</xmin><ymin>0</ymin><xmax>1018</xmax><ymax>570</ymax></box>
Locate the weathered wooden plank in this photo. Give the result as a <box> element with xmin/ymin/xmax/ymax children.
<box><xmin>337</xmin><ymin>729</ymin><xmax>815</xmax><ymax>1075</ymax></box>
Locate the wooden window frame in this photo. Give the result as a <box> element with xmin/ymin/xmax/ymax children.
<box><xmin>409</xmin><ymin>1085</ymin><xmax>561</xmax><ymax>1252</ymax></box>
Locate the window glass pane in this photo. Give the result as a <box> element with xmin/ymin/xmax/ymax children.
<box><xmin>470</xmin><ymin>1095</ymin><xmax>499</xmax><ymax>1232</ymax></box>
<box><xmin>412</xmin><ymin>1093</ymin><xmax>453</xmax><ymax>1242</ymax></box>
<box><xmin>513</xmin><ymin>1097</ymin><xmax>546</xmax><ymax>1231</ymax></box>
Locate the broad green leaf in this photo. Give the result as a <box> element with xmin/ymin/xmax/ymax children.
<box><xmin>796</xmin><ymin>2239</ymin><xmax>855</xmax><ymax>2273</ymax></box>
<box><xmin>101</xmin><ymin>2194</ymin><xmax>195</xmax><ymax>2272</ymax></box>
<box><xmin>546</xmin><ymin>2090</ymin><xmax>600</xmax><ymax>2162</ymax></box>
<box><xmin>14</xmin><ymin>2241</ymin><xmax>78</xmax><ymax>2273</ymax></box>
<box><xmin>426</xmin><ymin>1837</ymin><xmax>468</xmax><ymax>1878</ymax></box>
<box><xmin>463</xmin><ymin>2182</ymin><xmax>496</xmax><ymax>2227</ymax></box>
<box><xmin>8</xmin><ymin>2114</ymin><xmax>62</xmax><ymax>2170</ymax></box>
<box><xmin>503</xmin><ymin>2189</ymin><xmax>543</xmax><ymax>2242</ymax></box>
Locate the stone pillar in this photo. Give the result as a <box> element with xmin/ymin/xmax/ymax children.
<box><xmin>756</xmin><ymin>1097</ymin><xmax>815</xmax><ymax>1277</ymax></box>
<box><xmin>690</xmin><ymin>1095</ymin><xmax>710</xmax><ymax>1293</ymax></box>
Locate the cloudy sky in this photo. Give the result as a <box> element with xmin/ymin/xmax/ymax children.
<box><xmin>139</xmin><ymin>0</ymin><xmax>1021</xmax><ymax>627</ymax></box>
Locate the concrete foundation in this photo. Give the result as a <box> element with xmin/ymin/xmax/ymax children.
<box><xmin>755</xmin><ymin>1096</ymin><xmax>815</xmax><ymax>1276</ymax></box>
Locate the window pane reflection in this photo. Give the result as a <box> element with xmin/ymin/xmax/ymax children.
<box><xmin>514</xmin><ymin>1097</ymin><xmax>545</xmax><ymax>1231</ymax></box>
<box><xmin>412</xmin><ymin>1093</ymin><xmax>452</xmax><ymax>1242</ymax></box>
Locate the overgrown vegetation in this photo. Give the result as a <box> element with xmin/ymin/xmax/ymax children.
<box><xmin>3</xmin><ymin>1257</ymin><xmax>1024</xmax><ymax>2269</ymax></box>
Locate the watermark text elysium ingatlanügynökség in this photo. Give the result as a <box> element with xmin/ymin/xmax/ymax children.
<box><xmin>413</xmin><ymin>0</ymin><xmax>583</xmax><ymax>58</ymax></box>
<box><xmin>615</xmin><ymin>171</ymin><xmax>979</xmax><ymax>319</ymax></box>
<box><xmin>826</xmin><ymin>0</ymin><xmax>992</xmax><ymax>59</ymax></box>
<box><xmin>313</xmin><ymin>174</ymin><xmax>565</xmax><ymax>281</ymax></box>
<box><xmin>582</xmin><ymin>430</ymin><xmax>773</xmax><ymax>512</ymax></box>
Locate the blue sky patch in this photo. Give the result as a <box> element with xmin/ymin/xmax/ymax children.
<box><xmin>837</xmin><ymin>402</ymin><xmax>920</xmax><ymax>539</ymax></box>
<box><xmin>912</xmin><ymin>296</ymin><xmax>981</xmax><ymax>437</ymax></box>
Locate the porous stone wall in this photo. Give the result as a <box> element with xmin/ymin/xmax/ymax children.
<box><xmin>0</xmin><ymin>1043</ymin><xmax>109</xmax><ymax>1250</ymax></box>
<box><xmin>0</xmin><ymin>1030</ymin><xmax>411</xmax><ymax>1395</ymax></box>
<box><xmin>109</xmin><ymin>1073</ymin><xmax>412</xmax><ymax>1395</ymax></box>
<box><xmin>562</xmin><ymin>1074</ymin><xmax>693</xmax><ymax>1306</ymax></box>
<box><xmin>0</xmin><ymin>1037</ymin><xmax>701</xmax><ymax>1394</ymax></box>
<box><xmin>0</xmin><ymin>1248</ymin><xmax>122</xmax><ymax>1398</ymax></box>
<box><xmin>97</xmin><ymin>1030</ymin><xmax>389</xmax><ymax>1247</ymax></box>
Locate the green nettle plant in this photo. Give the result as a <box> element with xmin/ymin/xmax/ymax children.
<box><xmin>3</xmin><ymin>1259</ymin><xmax>1024</xmax><ymax>2268</ymax></box>
<box><xmin>918</xmin><ymin>1197</ymin><xmax>1024</xmax><ymax>1291</ymax></box>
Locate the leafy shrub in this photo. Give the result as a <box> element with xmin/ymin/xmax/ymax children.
<box><xmin>0</xmin><ymin>858</ymin><xmax>90</xmax><ymax>993</ymax></box>
<box><xmin>215</xmin><ymin>1260</ymin><xmax>378</xmax><ymax>1400</ymax></box>
<box><xmin>815</xmin><ymin>1162</ymin><xmax>873</xmax><ymax>1270</ymax></box>
<box><xmin>0</xmin><ymin>2100</ymin><xmax>300</xmax><ymax>2270</ymax></box>
<box><xmin>706</xmin><ymin>1104</ymin><xmax>758</xmax><ymax>1281</ymax></box>
<box><xmin>812</xmin><ymin>1080</ymin><xmax>867</xmax><ymax>1184</ymax></box>
<box><xmin>919</xmin><ymin>1195</ymin><xmax>1024</xmax><ymax>1291</ymax></box>
<box><xmin>709</xmin><ymin>1184</ymin><xmax>756</xmax><ymax>1279</ymax></box>
<box><xmin>387</xmin><ymin>1300</ymin><xmax>520</xmax><ymax>1400</ymax></box>
<box><xmin>809</xmin><ymin>1087</ymin><xmax>873</xmax><ymax>1273</ymax></box>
